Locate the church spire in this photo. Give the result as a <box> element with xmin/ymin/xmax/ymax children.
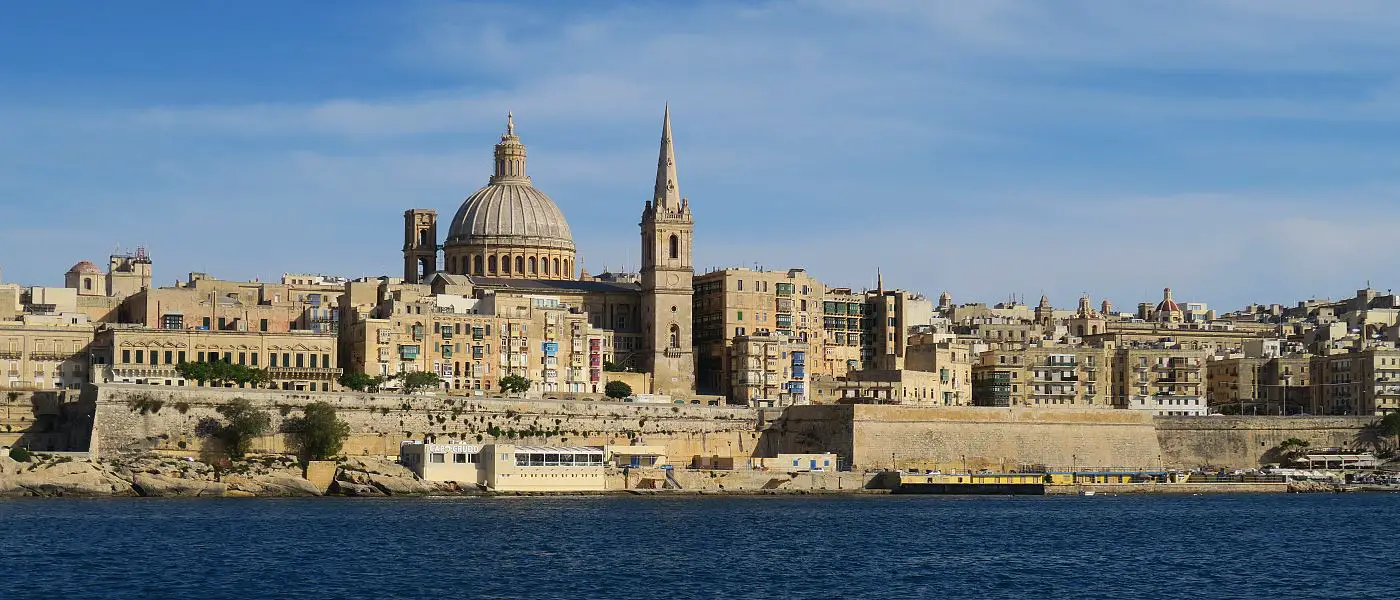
<box><xmin>653</xmin><ymin>103</ymin><xmax>681</xmax><ymax>209</ymax></box>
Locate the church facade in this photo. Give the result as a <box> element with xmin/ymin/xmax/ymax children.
<box><xmin>400</xmin><ymin>108</ymin><xmax>696</xmax><ymax>397</ymax></box>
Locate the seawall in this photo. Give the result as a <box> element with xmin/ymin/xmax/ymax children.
<box><xmin>1155</xmin><ymin>415</ymin><xmax>1378</xmax><ymax>469</ymax></box>
<box><xmin>765</xmin><ymin>405</ymin><xmax>1164</xmax><ymax>471</ymax></box>
<box><xmin>90</xmin><ymin>384</ymin><xmax>759</xmax><ymax>462</ymax></box>
<box><xmin>70</xmin><ymin>385</ymin><xmax>1386</xmax><ymax>472</ymax></box>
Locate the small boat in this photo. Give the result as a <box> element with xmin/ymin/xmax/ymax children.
<box><xmin>1080</xmin><ymin>489</ymin><xmax>1095</xmax><ymax>497</ymax></box>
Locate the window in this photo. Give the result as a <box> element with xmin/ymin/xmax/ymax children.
<box><xmin>202</xmin><ymin>317</ymin><xmax>211</xmax><ymax>330</ymax></box>
<box><xmin>553</xmin><ymin>258</ymin><xmax>561</xmax><ymax>275</ymax></box>
<box><xmin>296</xmin><ymin>354</ymin><xmax>305</xmax><ymax>368</ymax></box>
<box><xmin>259</xmin><ymin>319</ymin><xmax>268</xmax><ymax>332</ymax></box>
<box><xmin>737</xmin><ymin>280</ymin><xmax>744</xmax><ymax>291</ymax></box>
<box><xmin>323</xmin><ymin>354</ymin><xmax>330</xmax><ymax>367</ymax></box>
<box><xmin>269</xmin><ymin>353</ymin><xmax>278</xmax><ymax>367</ymax></box>
<box><xmin>217</xmin><ymin>317</ymin><xmax>227</xmax><ymax>330</ymax></box>
<box><xmin>238</xmin><ymin>352</ymin><xmax>246</xmax><ymax>365</ymax></box>
<box><xmin>251</xmin><ymin>353</ymin><xmax>258</xmax><ymax>367</ymax></box>
<box><xmin>488</xmin><ymin>256</ymin><xmax>498</xmax><ymax>275</ymax></box>
<box><xmin>164</xmin><ymin>351</ymin><xmax>173</xmax><ymax>365</ymax></box>
<box><xmin>162</xmin><ymin>314</ymin><xmax>183</xmax><ymax>329</ymax></box>
<box><xmin>515</xmin><ymin>256</ymin><xmax>524</xmax><ymax>274</ymax></box>
<box><xmin>430</xmin><ymin>453</ymin><xmax>445</xmax><ymax>464</ymax></box>
<box><xmin>135</xmin><ymin>350</ymin><xmax>144</xmax><ymax>364</ymax></box>
<box><xmin>122</xmin><ymin>350</ymin><xmax>131</xmax><ymax>364</ymax></box>
<box><xmin>737</xmin><ymin>311</ymin><xmax>744</xmax><ymax>321</ymax></box>
<box><xmin>669</xmin><ymin>324</ymin><xmax>680</xmax><ymax>348</ymax></box>
<box><xmin>178</xmin><ymin>351</ymin><xmax>186</xmax><ymax>364</ymax></box>
<box><xmin>454</xmin><ymin>453</ymin><xmax>468</xmax><ymax>463</ymax></box>
<box><xmin>310</xmin><ymin>354</ymin><xmax>318</xmax><ymax>368</ymax></box>
<box><xmin>529</xmin><ymin>257</ymin><xmax>537</xmax><ymax>275</ymax></box>
<box><xmin>668</xmin><ymin>235</ymin><xmax>679</xmax><ymax>259</ymax></box>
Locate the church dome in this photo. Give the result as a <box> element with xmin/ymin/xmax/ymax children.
<box><xmin>441</xmin><ymin>114</ymin><xmax>578</xmax><ymax>280</ymax></box>
<box><xmin>67</xmin><ymin>260</ymin><xmax>101</xmax><ymax>274</ymax></box>
<box><xmin>446</xmin><ymin>182</ymin><xmax>574</xmax><ymax>251</ymax></box>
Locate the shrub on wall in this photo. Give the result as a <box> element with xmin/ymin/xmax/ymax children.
<box><xmin>210</xmin><ymin>398</ymin><xmax>273</xmax><ymax>459</ymax></box>
<box><xmin>282</xmin><ymin>401</ymin><xmax>350</xmax><ymax>461</ymax></box>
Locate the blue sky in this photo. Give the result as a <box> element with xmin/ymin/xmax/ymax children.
<box><xmin>4</xmin><ymin>1</ymin><xmax>1400</xmax><ymax>312</ymax></box>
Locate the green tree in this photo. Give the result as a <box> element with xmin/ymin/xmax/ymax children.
<box><xmin>212</xmin><ymin>398</ymin><xmax>272</xmax><ymax>458</ymax></box>
<box><xmin>282</xmin><ymin>401</ymin><xmax>350</xmax><ymax>461</ymax></box>
<box><xmin>1379</xmin><ymin>412</ymin><xmax>1400</xmax><ymax>449</ymax></box>
<box><xmin>339</xmin><ymin>371</ymin><xmax>386</xmax><ymax>392</ymax></box>
<box><xmin>8</xmin><ymin>446</ymin><xmax>33</xmax><ymax>462</ymax></box>
<box><xmin>604</xmin><ymin>380</ymin><xmax>632</xmax><ymax>400</ymax></box>
<box><xmin>399</xmin><ymin>371</ymin><xmax>443</xmax><ymax>394</ymax></box>
<box><xmin>177</xmin><ymin>360</ymin><xmax>272</xmax><ymax>387</ymax></box>
<box><xmin>1276</xmin><ymin>438</ymin><xmax>1311</xmax><ymax>464</ymax></box>
<box><xmin>603</xmin><ymin>360</ymin><xmax>627</xmax><ymax>372</ymax></box>
<box><xmin>500</xmin><ymin>374</ymin><xmax>531</xmax><ymax>396</ymax></box>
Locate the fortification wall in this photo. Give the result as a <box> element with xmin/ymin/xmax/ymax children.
<box><xmin>1155</xmin><ymin>415</ymin><xmax>1377</xmax><ymax>469</ymax></box>
<box><xmin>1</xmin><ymin>389</ymin><xmax>93</xmax><ymax>451</ymax></box>
<box><xmin>90</xmin><ymin>384</ymin><xmax>760</xmax><ymax>462</ymax></box>
<box><xmin>766</xmin><ymin>405</ymin><xmax>1162</xmax><ymax>472</ymax></box>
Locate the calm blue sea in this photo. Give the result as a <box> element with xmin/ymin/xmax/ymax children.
<box><xmin>0</xmin><ymin>494</ymin><xmax>1396</xmax><ymax>599</ymax></box>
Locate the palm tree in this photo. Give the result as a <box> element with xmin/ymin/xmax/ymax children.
<box><xmin>1276</xmin><ymin>438</ymin><xmax>1311</xmax><ymax>465</ymax></box>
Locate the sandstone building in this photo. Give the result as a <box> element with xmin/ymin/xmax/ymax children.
<box><xmin>395</xmin><ymin>108</ymin><xmax>696</xmax><ymax>398</ymax></box>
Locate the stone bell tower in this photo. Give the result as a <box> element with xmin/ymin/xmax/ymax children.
<box><xmin>640</xmin><ymin>104</ymin><xmax>696</xmax><ymax>396</ymax></box>
<box><xmin>403</xmin><ymin>209</ymin><xmax>438</xmax><ymax>284</ymax></box>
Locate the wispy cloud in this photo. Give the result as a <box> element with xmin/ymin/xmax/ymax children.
<box><xmin>2</xmin><ymin>0</ymin><xmax>1400</xmax><ymax>311</ymax></box>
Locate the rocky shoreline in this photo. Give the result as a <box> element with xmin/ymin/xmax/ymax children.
<box><xmin>0</xmin><ymin>453</ymin><xmax>474</xmax><ymax>498</ymax></box>
<box><xmin>3</xmin><ymin>452</ymin><xmax>1387</xmax><ymax>498</ymax></box>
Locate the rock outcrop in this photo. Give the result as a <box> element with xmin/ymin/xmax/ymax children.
<box><xmin>0</xmin><ymin>459</ymin><xmax>134</xmax><ymax>497</ymax></box>
<box><xmin>0</xmin><ymin>451</ymin><xmax>452</xmax><ymax>498</ymax></box>
<box><xmin>335</xmin><ymin>456</ymin><xmax>444</xmax><ymax>496</ymax></box>
<box><xmin>132</xmin><ymin>473</ymin><xmax>228</xmax><ymax>497</ymax></box>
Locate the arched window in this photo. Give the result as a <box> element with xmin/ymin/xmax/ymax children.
<box><xmin>473</xmin><ymin>255</ymin><xmax>484</xmax><ymax>276</ymax></box>
<box><xmin>668</xmin><ymin>235</ymin><xmax>679</xmax><ymax>260</ymax></box>
<box><xmin>529</xmin><ymin>257</ymin><xmax>537</xmax><ymax>275</ymax></box>
<box><xmin>83</xmin><ymin>278</ymin><xmax>92</xmax><ymax>291</ymax></box>
<box><xmin>502</xmin><ymin>255</ymin><xmax>511</xmax><ymax>274</ymax></box>
<box><xmin>669</xmin><ymin>324</ymin><xmax>680</xmax><ymax>348</ymax></box>
<box><xmin>564</xmin><ymin>260</ymin><xmax>571</xmax><ymax>276</ymax></box>
<box><xmin>515</xmin><ymin>256</ymin><xmax>525</xmax><ymax>274</ymax></box>
<box><xmin>553</xmin><ymin>258</ymin><xmax>561</xmax><ymax>275</ymax></box>
<box><xmin>488</xmin><ymin>256</ymin><xmax>498</xmax><ymax>275</ymax></box>
<box><xmin>419</xmin><ymin>230</ymin><xmax>431</xmax><ymax>247</ymax></box>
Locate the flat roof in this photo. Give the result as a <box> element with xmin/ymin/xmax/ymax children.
<box><xmin>469</xmin><ymin>276</ymin><xmax>640</xmax><ymax>295</ymax></box>
<box><xmin>513</xmin><ymin>445</ymin><xmax>605</xmax><ymax>454</ymax></box>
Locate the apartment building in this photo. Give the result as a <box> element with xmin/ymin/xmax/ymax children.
<box><xmin>971</xmin><ymin>345</ymin><xmax>1113</xmax><ymax>408</ymax></box>
<box><xmin>1113</xmin><ymin>346</ymin><xmax>1209</xmax><ymax>416</ymax></box>
<box><xmin>693</xmin><ymin>268</ymin><xmax>824</xmax><ymax>398</ymax></box>
<box><xmin>727</xmin><ymin>334</ymin><xmax>808</xmax><ymax>406</ymax></box>
<box><xmin>1310</xmin><ymin>346</ymin><xmax>1400</xmax><ymax>416</ymax></box>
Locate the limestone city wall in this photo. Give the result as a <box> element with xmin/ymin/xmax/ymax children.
<box><xmin>1154</xmin><ymin>415</ymin><xmax>1378</xmax><ymax>469</ymax></box>
<box><xmin>764</xmin><ymin>405</ymin><xmax>1164</xmax><ymax>472</ymax></box>
<box><xmin>91</xmin><ymin>384</ymin><xmax>760</xmax><ymax>463</ymax></box>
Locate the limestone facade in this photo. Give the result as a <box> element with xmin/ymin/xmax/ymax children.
<box><xmin>694</xmin><ymin>267</ymin><xmax>827</xmax><ymax>397</ymax></box>
<box><xmin>1309</xmin><ymin>346</ymin><xmax>1400</xmax><ymax>416</ymax></box>
<box><xmin>727</xmin><ymin>334</ymin><xmax>809</xmax><ymax>406</ymax></box>
<box><xmin>94</xmin><ymin>324</ymin><xmax>340</xmax><ymax>391</ymax></box>
<box><xmin>972</xmin><ymin>345</ymin><xmax>1114</xmax><ymax>408</ymax></box>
